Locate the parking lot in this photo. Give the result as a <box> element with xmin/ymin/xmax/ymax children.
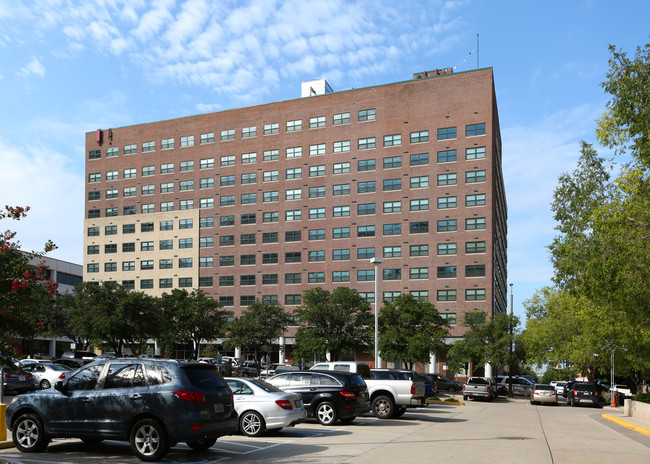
<box><xmin>2</xmin><ymin>395</ymin><xmax>650</xmax><ymax>464</ymax></box>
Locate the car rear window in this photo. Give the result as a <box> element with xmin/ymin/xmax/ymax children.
<box><xmin>468</xmin><ymin>378</ymin><xmax>489</xmax><ymax>385</ymax></box>
<box><xmin>535</xmin><ymin>385</ymin><xmax>554</xmax><ymax>390</ymax></box>
<box><xmin>348</xmin><ymin>374</ymin><xmax>366</xmax><ymax>388</ymax></box>
<box><xmin>183</xmin><ymin>365</ymin><xmax>226</xmax><ymax>390</ymax></box>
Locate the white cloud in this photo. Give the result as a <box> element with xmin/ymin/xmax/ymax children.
<box><xmin>18</xmin><ymin>57</ymin><xmax>45</xmax><ymax>77</ymax></box>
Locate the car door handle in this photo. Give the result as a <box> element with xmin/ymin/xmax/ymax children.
<box><xmin>81</xmin><ymin>397</ymin><xmax>91</xmax><ymax>403</ymax></box>
<box><xmin>309</xmin><ymin>388</ymin><xmax>318</xmax><ymax>391</ymax></box>
<box><xmin>131</xmin><ymin>394</ymin><xmax>142</xmax><ymax>400</ymax></box>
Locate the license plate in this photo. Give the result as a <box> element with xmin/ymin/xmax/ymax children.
<box><xmin>19</xmin><ymin>376</ymin><xmax>25</xmax><ymax>381</ymax></box>
<box><xmin>214</xmin><ymin>403</ymin><xmax>224</xmax><ymax>413</ymax></box>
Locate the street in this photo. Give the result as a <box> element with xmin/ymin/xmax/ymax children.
<box><xmin>1</xmin><ymin>395</ymin><xmax>649</xmax><ymax>463</ymax></box>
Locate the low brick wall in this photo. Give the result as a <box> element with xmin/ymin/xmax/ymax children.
<box><xmin>624</xmin><ymin>399</ymin><xmax>650</xmax><ymax>421</ymax></box>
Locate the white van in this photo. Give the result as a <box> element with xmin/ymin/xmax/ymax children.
<box><xmin>310</xmin><ymin>361</ymin><xmax>371</xmax><ymax>379</ymax></box>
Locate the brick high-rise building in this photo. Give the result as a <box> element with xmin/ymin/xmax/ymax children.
<box><xmin>84</xmin><ymin>67</ymin><xmax>507</xmax><ymax>367</ymax></box>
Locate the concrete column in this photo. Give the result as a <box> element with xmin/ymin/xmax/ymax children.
<box><xmin>48</xmin><ymin>340</ymin><xmax>56</xmax><ymax>358</ymax></box>
<box><xmin>279</xmin><ymin>337</ymin><xmax>286</xmax><ymax>364</ymax></box>
<box><xmin>377</xmin><ymin>355</ymin><xmax>383</xmax><ymax>368</ymax></box>
<box><xmin>235</xmin><ymin>346</ymin><xmax>242</xmax><ymax>360</ymax></box>
<box><xmin>485</xmin><ymin>362</ymin><xmax>493</xmax><ymax>379</ymax></box>
<box><xmin>430</xmin><ymin>352</ymin><xmax>438</xmax><ymax>373</ymax></box>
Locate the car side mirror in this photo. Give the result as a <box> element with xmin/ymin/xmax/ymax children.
<box><xmin>54</xmin><ymin>380</ymin><xmax>65</xmax><ymax>392</ymax></box>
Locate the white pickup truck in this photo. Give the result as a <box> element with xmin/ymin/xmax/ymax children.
<box><xmin>463</xmin><ymin>376</ymin><xmax>497</xmax><ymax>401</ymax></box>
<box><xmin>367</xmin><ymin>368</ymin><xmax>427</xmax><ymax>419</ymax></box>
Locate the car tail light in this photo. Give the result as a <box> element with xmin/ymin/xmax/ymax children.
<box><xmin>411</xmin><ymin>384</ymin><xmax>415</xmax><ymax>395</ymax></box>
<box><xmin>275</xmin><ymin>399</ymin><xmax>293</xmax><ymax>410</ymax></box>
<box><xmin>463</xmin><ymin>384</ymin><xmax>466</xmax><ymax>391</ymax></box>
<box><xmin>3</xmin><ymin>373</ymin><xmax>17</xmax><ymax>380</ymax></box>
<box><xmin>58</xmin><ymin>373</ymin><xmax>66</xmax><ymax>380</ymax></box>
<box><xmin>339</xmin><ymin>391</ymin><xmax>357</xmax><ymax>400</ymax></box>
<box><xmin>173</xmin><ymin>390</ymin><xmax>206</xmax><ymax>402</ymax></box>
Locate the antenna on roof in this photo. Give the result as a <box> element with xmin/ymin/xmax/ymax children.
<box><xmin>477</xmin><ymin>33</ymin><xmax>479</xmax><ymax>69</ymax></box>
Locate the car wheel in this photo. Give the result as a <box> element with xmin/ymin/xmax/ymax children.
<box><xmin>463</xmin><ymin>395</ymin><xmax>468</xmax><ymax>401</ymax></box>
<box><xmin>130</xmin><ymin>418</ymin><xmax>169</xmax><ymax>462</ymax></box>
<box><xmin>372</xmin><ymin>395</ymin><xmax>396</xmax><ymax>419</ymax></box>
<box><xmin>40</xmin><ymin>379</ymin><xmax>51</xmax><ymax>390</ymax></box>
<box><xmin>316</xmin><ymin>401</ymin><xmax>339</xmax><ymax>426</ymax></box>
<box><xmin>186</xmin><ymin>437</ymin><xmax>217</xmax><ymax>450</ymax></box>
<box><xmin>448</xmin><ymin>386</ymin><xmax>456</xmax><ymax>393</ymax></box>
<box><xmin>570</xmin><ymin>398</ymin><xmax>576</xmax><ymax>407</ymax></box>
<box><xmin>13</xmin><ymin>413</ymin><xmax>50</xmax><ymax>453</ymax></box>
<box><xmin>240</xmin><ymin>411</ymin><xmax>266</xmax><ymax>437</ymax></box>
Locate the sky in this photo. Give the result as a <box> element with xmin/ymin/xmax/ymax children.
<box><xmin>1</xmin><ymin>0</ymin><xmax>648</xmax><ymax>322</ymax></box>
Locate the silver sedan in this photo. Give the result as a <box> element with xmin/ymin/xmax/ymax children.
<box><xmin>531</xmin><ymin>384</ymin><xmax>558</xmax><ymax>405</ymax></box>
<box><xmin>21</xmin><ymin>362</ymin><xmax>72</xmax><ymax>389</ymax></box>
<box><xmin>225</xmin><ymin>377</ymin><xmax>306</xmax><ymax>437</ymax></box>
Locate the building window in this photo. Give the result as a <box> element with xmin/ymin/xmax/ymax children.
<box><xmin>309</xmin><ymin>272</ymin><xmax>325</xmax><ymax>283</ymax></box>
<box><xmin>383</xmin><ymin>156</ymin><xmax>401</xmax><ymax>169</ymax></box>
<box><xmin>179</xmin><ymin>238</ymin><xmax>193</xmax><ymax>249</ymax></box>
<box><xmin>357</xmin><ymin>225</ymin><xmax>375</xmax><ymax>237</ymax></box>
<box><xmin>200</xmin><ymin>178</ymin><xmax>214</xmax><ymax>189</ymax></box>
<box><xmin>333</xmin><ymin>112</ymin><xmax>350</xmax><ymax>125</ymax></box>
<box><xmin>122</xmin><ymin>261</ymin><xmax>135</xmax><ymax>271</ymax></box>
<box><xmin>383</xmin><ymin>246</ymin><xmax>401</xmax><ymax>258</ymax></box>
<box><xmin>410</xmin><ymin>221</ymin><xmax>429</xmax><ymax>234</ymax></box>
<box><xmin>466</xmin><ymin>194</ymin><xmax>486</xmax><ymax>207</ymax></box>
<box><xmin>383</xmin><ymin>179</ymin><xmax>401</xmax><ymax>191</ymax></box>
<box><xmin>437</xmin><ymin>219</ymin><xmax>457</xmax><ymax>232</ymax></box>
<box><xmin>357</xmin><ymin>203</ymin><xmax>375</xmax><ymax>215</ymax></box>
<box><xmin>410</xmin><ymin>244</ymin><xmax>429</xmax><ymax>256</ymax></box>
<box><xmin>466</xmin><ymin>288</ymin><xmax>486</xmax><ymax>301</ymax></box>
<box><xmin>241</xmin><ymin>193</ymin><xmax>256</xmax><ymax>205</ymax></box>
<box><xmin>241</xmin><ymin>275</ymin><xmax>256</xmax><ymax>286</ymax></box>
<box><xmin>124</xmin><ymin>144</ymin><xmax>137</xmax><ymax>155</ymax></box>
<box><xmin>161</xmin><ymin>137</ymin><xmax>174</xmax><ymax>149</ymax></box>
<box><xmin>309</xmin><ymin>116</ymin><xmax>326</xmax><ymax>128</ymax></box>
<box><xmin>107</xmin><ymin>147</ymin><xmax>119</xmax><ymax>158</ymax></box>
<box><xmin>87</xmin><ymin>245</ymin><xmax>99</xmax><ymax>255</ymax></box>
<box><xmin>87</xmin><ymin>226</ymin><xmax>99</xmax><ymax>236</ymax></box>
<box><xmin>358</xmin><ymin>159</ymin><xmax>376</xmax><ymax>171</ymax></box>
<box><xmin>383</xmin><ymin>223</ymin><xmax>401</xmax><ymax>236</ymax></box>
<box><xmin>142</xmin><ymin>165</ymin><xmax>155</xmax><ymax>176</ymax></box>
<box><xmin>180</xmin><ymin>135</ymin><xmax>194</xmax><ymax>147</ymax></box>
<box><xmin>466</xmin><ymin>217</ymin><xmax>487</xmax><ymax>230</ymax></box>
<box><xmin>220</xmin><ymin>196</ymin><xmax>235</xmax><ymax>207</ymax></box>
<box><xmin>105</xmin><ymin>207</ymin><xmax>118</xmax><ymax>217</ymax></box>
<box><xmin>242</xmin><ymin>126</ymin><xmax>257</xmax><ymax>138</ymax></box>
<box><xmin>437</xmin><ymin>243</ymin><xmax>457</xmax><ymax>255</ymax></box>
<box><xmin>437</xmin><ymin>289</ymin><xmax>457</xmax><ymax>302</ymax></box>
<box><xmin>286</xmin><ymin>120</ymin><xmax>302</xmax><ymax>132</ymax></box>
<box><xmin>220</xmin><ymin>235</ymin><xmax>235</xmax><ymax>246</ymax></box>
<box><xmin>219</xmin><ymin>296</ymin><xmax>234</xmax><ymax>306</ymax></box>
<box><xmin>410</xmin><ymin>290</ymin><xmax>429</xmax><ymax>302</ymax></box>
<box><xmin>286</xmin><ymin>168</ymin><xmax>302</xmax><ymax>180</ymax></box>
<box><xmin>199</xmin><ymin>237</ymin><xmax>214</xmax><ymax>248</ymax></box>
<box><xmin>140</xmin><ymin>222</ymin><xmax>154</xmax><ymax>232</ymax></box>
<box><xmin>159</xmin><ymin>239</ymin><xmax>173</xmax><ymax>250</ymax></box>
<box><xmin>263</xmin><ymin>274</ymin><xmax>278</xmax><ymax>285</ymax></box>
<box><xmin>383</xmin><ymin>291</ymin><xmax>401</xmax><ymax>302</ymax></box>
<box><xmin>200</xmin><ymin>257</ymin><xmax>214</xmax><ymax>268</ymax></box>
<box><xmin>241</xmin><ymin>213</ymin><xmax>256</xmax><ymax>224</ymax></box>
<box><xmin>410</xmin><ymin>153</ymin><xmax>429</xmax><ymax>166</ymax></box>
<box><xmin>241</xmin><ymin>233</ymin><xmax>256</xmax><ymax>245</ymax></box>
<box><xmin>437</xmin><ymin>127</ymin><xmax>457</xmax><ymax>140</ymax></box>
<box><xmin>159</xmin><ymin>278</ymin><xmax>173</xmax><ymax>289</ymax></box>
<box><xmin>263</xmin><ymin>149</ymin><xmax>279</xmax><ymax>161</ymax></box>
<box><xmin>466</xmin><ymin>123</ymin><xmax>486</xmax><ymax>136</ymax></box>
<box><xmin>331</xmin><ymin>248</ymin><xmax>349</xmax><ymax>260</ymax></box>
<box><xmin>437</xmin><ymin>266</ymin><xmax>456</xmax><ymax>279</ymax></box>
<box><xmin>87</xmin><ymin>263</ymin><xmax>99</xmax><ymax>273</ymax></box>
<box><xmin>357</xmin><ymin>270</ymin><xmax>375</xmax><ymax>282</ymax></box>
<box><xmin>410</xmin><ymin>130</ymin><xmax>429</xmax><ymax>143</ymax></box>
<box><xmin>105</xmin><ymin>225</ymin><xmax>117</xmax><ymax>235</ymax></box>
<box><xmin>333</xmin><ymin>140</ymin><xmax>350</xmax><ymax>153</ymax></box>
<box><xmin>309</xmin><ymin>186</ymin><xmax>325</xmax><ymax>198</ymax></box>
<box><xmin>142</xmin><ymin>141</ymin><xmax>155</xmax><ymax>152</ymax></box>
<box><xmin>200</xmin><ymin>217</ymin><xmax>214</xmax><ymax>228</ymax></box>
<box><xmin>159</xmin><ymin>220</ymin><xmax>173</xmax><ymax>231</ymax></box>
<box><xmin>382</xmin><ymin>201</ymin><xmax>401</xmax><ymax>214</ymax></box>
<box><xmin>200</xmin><ymin>158</ymin><xmax>215</xmax><ymax>169</ymax></box>
<box><xmin>198</xmin><ymin>277</ymin><xmax>213</xmax><ymax>287</ymax></box>
<box><xmin>89</xmin><ymin>149</ymin><xmax>101</xmax><ymax>160</ymax></box>
<box><xmin>437</xmin><ymin>150</ymin><xmax>457</xmax><ymax>163</ymax></box>
<box><xmin>219</xmin><ymin>256</ymin><xmax>235</xmax><ymax>266</ymax></box>
<box><xmin>160</xmin><ymin>201</ymin><xmax>174</xmax><ymax>212</ymax></box>
<box><xmin>88</xmin><ymin>191</ymin><xmax>100</xmax><ymax>201</ymax></box>
<box><xmin>383</xmin><ymin>134</ymin><xmax>402</xmax><ymax>146</ymax></box>
<box><xmin>141</xmin><ymin>204</ymin><xmax>155</xmax><ymax>214</ymax></box>
<box><xmin>285</xmin><ymin>294</ymin><xmax>301</xmax><ymax>305</ymax></box>
<box><xmin>242</xmin><ymin>152</ymin><xmax>257</xmax><ymax>164</ymax></box>
<box><xmin>437</xmin><ymin>173</ymin><xmax>457</xmax><ymax>186</ymax></box>
<box><xmin>333</xmin><ymin>205</ymin><xmax>350</xmax><ymax>217</ymax></box>
<box><xmin>308</xmin><ymin>250</ymin><xmax>325</xmax><ymax>262</ymax></box>
<box><xmin>358</xmin><ymin>137</ymin><xmax>376</xmax><ymax>150</ymax></box>
<box><xmin>179</xmin><ymin>180</ymin><xmax>194</xmax><ymax>191</ymax></box>
<box><xmin>180</xmin><ymin>161</ymin><xmax>194</xmax><ymax>172</ymax></box>
<box><xmin>383</xmin><ymin>268</ymin><xmax>401</xmax><ymax>280</ymax></box>
<box><xmin>309</xmin><ymin>165</ymin><xmax>326</xmax><ymax>177</ymax></box>
<box><xmin>263</xmin><ymin>123</ymin><xmax>279</xmax><ymax>135</ymax></box>
<box><xmin>200</xmin><ymin>132</ymin><xmax>215</xmax><ymax>144</ymax></box>
<box><xmin>466</xmin><ymin>241</ymin><xmax>486</xmax><ymax>253</ymax></box>
<box><xmin>262</xmin><ymin>253</ymin><xmax>278</xmax><ymax>264</ymax></box>
<box><xmin>358</xmin><ymin>181</ymin><xmax>376</xmax><ymax>193</ymax></box>
<box><xmin>466</xmin><ymin>170</ymin><xmax>486</xmax><ymax>183</ymax></box>
<box><xmin>332</xmin><ymin>271</ymin><xmax>350</xmax><ymax>282</ymax></box>
<box><xmin>334</xmin><ymin>183</ymin><xmax>350</xmax><ymax>195</ymax></box>
<box><xmin>220</xmin><ymin>175</ymin><xmax>235</xmax><ymax>187</ymax></box>
<box><xmin>89</xmin><ymin>173</ymin><xmax>101</xmax><ymax>183</ymax></box>
<box><xmin>438</xmin><ymin>196</ymin><xmax>457</xmax><ymax>209</ymax></box>
<box><xmin>358</xmin><ymin>108</ymin><xmax>376</xmax><ymax>121</ymax></box>
<box><xmin>105</xmin><ymin>189</ymin><xmax>118</xmax><ymax>199</ymax></box>
<box><xmin>263</xmin><ymin>232</ymin><xmax>279</xmax><ymax>243</ymax></box>
<box><xmin>285</xmin><ymin>209</ymin><xmax>302</xmax><ymax>221</ymax></box>
<box><xmin>221</xmin><ymin>129</ymin><xmax>235</xmax><ymax>141</ymax></box>
<box><xmin>466</xmin><ymin>146</ymin><xmax>486</xmax><ymax>160</ymax></box>
<box><xmin>285</xmin><ymin>251</ymin><xmax>301</xmax><ymax>263</ymax></box>
<box><xmin>180</xmin><ymin>199</ymin><xmax>194</xmax><ymax>210</ymax></box>
<box><xmin>106</xmin><ymin>170</ymin><xmax>119</xmax><ymax>180</ymax></box>
<box><xmin>410</xmin><ymin>268</ymin><xmax>429</xmax><ymax>279</ymax></box>
<box><xmin>105</xmin><ymin>243</ymin><xmax>118</xmax><ymax>254</ymax></box>
<box><xmin>466</xmin><ymin>265</ymin><xmax>486</xmax><ymax>277</ymax></box>
<box><xmin>263</xmin><ymin>191</ymin><xmax>279</xmax><ymax>202</ymax></box>
<box><xmin>161</xmin><ymin>163</ymin><xmax>174</xmax><ymax>174</ymax></box>
<box><xmin>221</xmin><ymin>155</ymin><xmax>235</xmax><ymax>167</ymax></box>
<box><xmin>285</xmin><ymin>273</ymin><xmax>301</xmax><ymax>284</ymax></box>
<box><xmin>104</xmin><ymin>262</ymin><xmax>117</xmax><ymax>272</ymax></box>
<box><xmin>333</xmin><ymin>162</ymin><xmax>350</xmax><ymax>174</ymax></box>
<box><xmin>142</xmin><ymin>185</ymin><xmax>155</xmax><ymax>195</ymax></box>
<box><xmin>177</xmin><ymin>277</ymin><xmax>192</xmax><ymax>288</ymax></box>
<box><xmin>333</xmin><ymin>227</ymin><xmax>350</xmax><ymax>239</ymax></box>
<box><xmin>263</xmin><ymin>211</ymin><xmax>278</xmax><ymax>223</ymax></box>
<box><xmin>286</xmin><ymin>146</ymin><xmax>302</xmax><ymax>159</ymax></box>
<box><xmin>140</xmin><ymin>260</ymin><xmax>154</xmax><ymax>270</ymax></box>
<box><xmin>309</xmin><ymin>143</ymin><xmax>326</xmax><ymax>156</ymax></box>
<box><xmin>309</xmin><ymin>207</ymin><xmax>325</xmax><ymax>219</ymax></box>
<box><xmin>357</xmin><ymin>247</ymin><xmax>375</xmax><ymax>259</ymax></box>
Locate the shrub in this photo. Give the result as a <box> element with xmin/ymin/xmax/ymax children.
<box><xmin>633</xmin><ymin>393</ymin><xmax>650</xmax><ymax>404</ymax></box>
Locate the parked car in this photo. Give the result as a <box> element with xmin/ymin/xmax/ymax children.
<box><xmin>239</xmin><ymin>360</ymin><xmax>259</xmax><ymax>376</ymax></box>
<box><xmin>225</xmin><ymin>377</ymin><xmax>306</xmax><ymax>436</ymax></box>
<box><xmin>367</xmin><ymin>368</ymin><xmax>427</xmax><ymax>418</ymax></box>
<box><xmin>610</xmin><ymin>384</ymin><xmax>633</xmax><ymax>398</ymax></box>
<box><xmin>1</xmin><ymin>364</ymin><xmax>36</xmax><ymax>394</ymax></box>
<box><xmin>222</xmin><ymin>356</ymin><xmax>240</xmax><ymax>367</ymax></box>
<box><xmin>266</xmin><ymin>370</ymin><xmax>370</xmax><ymax>425</ymax></box>
<box><xmin>51</xmin><ymin>358</ymin><xmax>85</xmax><ymax>370</ymax></box>
<box><xmin>310</xmin><ymin>361</ymin><xmax>371</xmax><ymax>378</ymax></box>
<box><xmin>496</xmin><ymin>375</ymin><xmax>535</xmax><ymax>397</ymax></box>
<box><xmin>20</xmin><ymin>362</ymin><xmax>71</xmax><ymax>389</ymax></box>
<box><xmin>423</xmin><ymin>373</ymin><xmax>463</xmax><ymax>393</ymax></box>
<box><xmin>566</xmin><ymin>382</ymin><xmax>605</xmax><ymax>408</ymax></box>
<box><xmin>530</xmin><ymin>384</ymin><xmax>558</xmax><ymax>405</ymax></box>
<box><xmin>416</xmin><ymin>373</ymin><xmax>438</xmax><ymax>399</ymax></box>
<box><xmin>198</xmin><ymin>357</ymin><xmax>219</xmax><ymax>365</ymax></box>
<box><xmin>61</xmin><ymin>351</ymin><xmax>97</xmax><ymax>361</ymax></box>
<box><xmin>463</xmin><ymin>377</ymin><xmax>497</xmax><ymax>401</ymax></box>
<box><xmin>260</xmin><ymin>363</ymin><xmax>294</xmax><ymax>378</ymax></box>
<box><xmin>554</xmin><ymin>381</ymin><xmax>568</xmax><ymax>396</ymax></box>
<box><xmin>6</xmin><ymin>359</ymin><xmax>238</xmax><ymax>461</ymax></box>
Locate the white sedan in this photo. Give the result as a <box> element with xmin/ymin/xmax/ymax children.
<box><xmin>610</xmin><ymin>384</ymin><xmax>633</xmax><ymax>398</ymax></box>
<box><xmin>225</xmin><ymin>377</ymin><xmax>306</xmax><ymax>437</ymax></box>
<box><xmin>20</xmin><ymin>362</ymin><xmax>72</xmax><ymax>389</ymax></box>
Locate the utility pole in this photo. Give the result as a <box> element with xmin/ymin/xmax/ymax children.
<box><xmin>508</xmin><ymin>283</ymin><xmax>514</xmax><ymax>398</ymax></box>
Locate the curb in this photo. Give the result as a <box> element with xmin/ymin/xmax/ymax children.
<box><xmin>602</xmin><ymin>413</ymin><xmax>650</xmax><ymax>438</ymax></box>
<box><xmin>0</xmin><ymin>440</ymin><xmax>14</xmax><ymax>449</ymax></box>
<box><xmin>427</xmin><ymin>399</ymin><xmax>465</xmax><ymax>406</ymax></box>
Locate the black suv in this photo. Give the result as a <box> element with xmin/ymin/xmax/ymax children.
<box><xmin>566</xmin><ymin>382</ymin><xmax>605</xmax><ymax>408</ymax></box>
<box><xmin>266</xmin><ymin>370</ymin><xmax>370</xmax><ymax>425</ymax></box>
<box><xmin>6</xmin><ymin>359</ymin><xmax>237</xmax><ymax>461</ymax></box>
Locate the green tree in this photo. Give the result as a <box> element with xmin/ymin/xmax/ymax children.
<box><xmin>293</xmin><ymin>287</ymin><xmax>373</xmax><ymax>363</ymax></box>
<box><xmin>0</xmin><ymin>206</ymin><xmax>57</xmax><ymax>362</ymax></box>
<box><xmin>158</xmin><ymin>289</ymin><xmax>232</xmax><ymax>360</ymax></box>
<box><xmin>378</xmin><ymin>294</ymin><xmax>448</xmax><ymax>369</ymax></box>
<box><xmin>120</xmin><ymin>291</ymin><xmax>159</xmax><ymax>356</ymax></box>
<box><xmin>447</xmin><ymin>312</ymin><xmax>519</xmax><ymax>379</ymax></box>
<box><xmin>225</xmin><ymin>300</ymin><xmax>289</xmax><ymax>376</ymax></box>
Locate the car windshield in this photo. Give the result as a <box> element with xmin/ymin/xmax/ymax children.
<box><xmin>183</xmin><ymin>365</ymin><xmax>226</xmax><ymax>390</ymax></box>
<box><xmin>247</xmin><ymin>378</ymin><xmax>284</xmax><ymax>393</ymax></box>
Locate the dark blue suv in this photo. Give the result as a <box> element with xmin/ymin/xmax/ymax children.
<box><xmin>6</xmin><ymin>359</ymin><xmax>237</xmax><ymax>461</ymax></box>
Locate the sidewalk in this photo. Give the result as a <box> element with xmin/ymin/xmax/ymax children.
<box><xmin>601</xmin><ymin>405</ymin><xmax>650</xmax><ymax>438</ymax></box>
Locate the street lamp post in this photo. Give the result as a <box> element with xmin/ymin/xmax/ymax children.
<box><xmin>370</xmin><ymin>257</ymin><xmax>383</xmax><ymax>369</ymax></box>
<box><xmin>508</xmin><ymin>283</ymin><xmax>514</xmax><ymax>398</ymax></box>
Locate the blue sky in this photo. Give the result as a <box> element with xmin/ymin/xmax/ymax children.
<box><xmin>1</xmin><ymin>0</ymin><xmax>648</xmax><ymax>321</ymax></box>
